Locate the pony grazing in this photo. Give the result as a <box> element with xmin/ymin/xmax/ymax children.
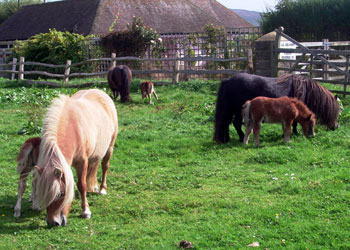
<box><xmin>35</xmin><ymin>89</ymin><xmax>118</xmax><ymax>226</ymax></box>
<box><xmin>140</xmin><ymin>81</ymin><xmax>158</xmax><ymax>104</ymax></box>
<box><xmin>14</xmin><ymin>137</ymin><xmax>41</xmax><ymax>218</ymax></box>
<box><xmin>214</xmin><ymin>73</ymin><xmax>339</xmax><ymax>143</ymax></box>
<box><xmin>242</xmin><ymin>96</ymin><xmax>316</xmax><ymax>147</ymax></box>
<box><xmin>107</xmin><ymin>65</ymin><xmax>132</xmax><ymax>102</ymax></box>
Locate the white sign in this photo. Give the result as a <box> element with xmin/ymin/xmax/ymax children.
<box><xmin>279</xmin><ymin>41</ymin><xmax>297</xmax><ymax>60</ymax></box>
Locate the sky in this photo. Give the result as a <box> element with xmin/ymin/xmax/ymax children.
<box><xmin>216</xmin><ymin>0</ymin><xmax>278</xmax><ymax>12</ymax></box>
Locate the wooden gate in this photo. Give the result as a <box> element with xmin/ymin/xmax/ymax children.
<box><xmin>274</xmin><ymin>27</ymin><xmax>350</xmax><ymax>96</ymax></box>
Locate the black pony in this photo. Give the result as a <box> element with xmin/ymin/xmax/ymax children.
<box><xmin>214</xmin><ymin>73</ymin><xmax>340</xmax><ymax>143</ymax></box>
<box><xmin>107</xmin><ymin>65</ymin><xmax>132</xmax><ymax>102</ymax></box>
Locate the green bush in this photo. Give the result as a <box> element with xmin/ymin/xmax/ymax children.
<box><xmin>10</xmin><ymin>29</ymin><xmax>102</xmax><ymax>76</ymax></box>
<box><xmin>101</xmin><ymin>17</ymin><xmax>164</xmax><ymax>58</ymax></box>
<box><xmin>261</xmin><ymin>0</ymin><xmax>350</xmax><ymax>41</ymax></box>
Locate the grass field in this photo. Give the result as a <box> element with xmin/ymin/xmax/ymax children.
<box><xmin>0</xmin><ymin>78</ymin><xmax>350</xmax><ymax>249</ymax></box>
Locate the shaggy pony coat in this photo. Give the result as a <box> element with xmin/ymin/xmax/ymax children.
<box><xmin>214</xmin><ymin>73</ymin><xmax>339</xmax><ymax>143</ymax></box>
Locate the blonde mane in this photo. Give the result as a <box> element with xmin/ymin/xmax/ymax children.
<box><xmin>36</xmin><ymin>95</ymin><xmax>75</xmax><ymax>211</ymax></box>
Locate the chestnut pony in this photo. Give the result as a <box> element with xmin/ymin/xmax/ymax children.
<box><xmin>107</xmin><ymin>65</ymin><xmax>132</xmax><ymax>102</ymax></box>
<box><xmin>242</xmin><ymin>96</ymin><xmax>316</xmax><ymax>147</ymax></box>
<box><xmin>14</xmin><ymin>137</ymin><xmax>41</xmax><ymax>218</ymax></box>
<box><xmin>35</xmin><ymin>89</ymin><xmax>118</xmax><ymax>226</ymax></box>
<box><xmin>140</xmin><ymin>81</ymin><xmax>158</xmax><ymax>104</ymax></box>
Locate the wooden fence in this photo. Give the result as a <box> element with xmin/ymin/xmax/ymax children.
<box><xmin>275</xmin><ymin>27</ymin><xmax>350</xmax><ymax>96</ymax></box>
<box><xmin>2</xmin><ymin>50</ymin><xmax>253</xmax><ymax>86</ymax></box>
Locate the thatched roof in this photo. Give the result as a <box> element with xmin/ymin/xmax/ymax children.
<box><xmin>0</xmin><ymin>0</ymin><xmax>254</xmax><ymax>41</ymax></box>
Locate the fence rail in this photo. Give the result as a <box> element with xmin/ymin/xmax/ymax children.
<box><xmin>2</xmin><ymin>51</ymin><xmax>253</xmax><ymax>85</ymax></box>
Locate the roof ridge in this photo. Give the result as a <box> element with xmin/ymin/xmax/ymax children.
<box><xmin>182</xmin><ymin>0</ymin><xmax>227</xmax><ymax>27</ymax></box>
<box><xmin>210</xmin><ymin>0</ymin><xmax>254</xmax><ymax>27</ymax></box>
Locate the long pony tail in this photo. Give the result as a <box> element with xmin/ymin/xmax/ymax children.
<box><xmin>213</xmin><ymin>82</ymin><xmax>231</xmax><ymax>143</ymax></box>
<box><xmin>120</xmin><ymin>68</ymin><xmax>131</xmax><ymax>102</ymax></box>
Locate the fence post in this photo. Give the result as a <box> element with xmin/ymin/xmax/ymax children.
<box><xmin>18</xmin><ymin>57</ymin><xmax>24</xmax><ymax>80</ymax></box>
<box><xmin>11</xmin><ymin>58</ymin><xmax>17</xmax><ymax>80</ymax></box>
<box><xmin>63</xmin><ymin>60</ymin><xmax>71</xmax><ymax>84</ymax></box>
<box><xmin>322</xmin><ymin>38</ymin><xmax>329</xmax><ymax>80</ymax></box>
<box><xmin>173</xmin><ymin>51</ymin><xmax>180</xmax><ymax>84</ymax></box>
<box><xmin>344</xmin><ymin>55</ymin><xmax>349</xmax><ymax>97</ymax></box>
<box><xmin>111</xmin><ymin>53</ymin><xmax>116</xmax><ymax>68</ymax></box>
<box><xmin>247</xmin><ymin>49</ymin><xmax>253</xmax><ymax>73</ymax></box>
<box><xmin>310</xmin><ymin>54</ymin><xmax>313</xmax><ymax>78</ymax></box>
<box><xmin>273</xmin><ymin>26</ymin><xmax>284</xmax><ymax>76</ymax></box>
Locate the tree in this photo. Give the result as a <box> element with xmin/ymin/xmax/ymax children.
<box><xmin>0</xmin><ymin>0</ymin><xmax>42</xmax><ymax>25</ymax></box>
<box><xmin>260</xmin><ymin>0</ymin><xmax>350</xmax><ymax>41</ymax></box>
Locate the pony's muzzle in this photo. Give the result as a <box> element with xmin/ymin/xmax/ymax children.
<box><xmin>47</xmin><ymin>212</ymin><xmax>67</xmax><ymax>227</ymax></box>
<box><xmin>331</xmin><ymin>123</ymin><xmax>338</xmax><ymax>130</ymax></box>
<box><xmin>308</xmin><ymin>132</ymin><xmax>315</xmax><ymax>137</ymax></box>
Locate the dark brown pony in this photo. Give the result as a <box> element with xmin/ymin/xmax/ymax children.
<box><xmin>214</xmin><ymin>73</ymin><xmax>339</xmax><ymax>143</ymax></box>
<box><xmin>107</xmin><ymin>65</ymin><xmax>132</xmax><ymax>102</ymax></box>
<box><xmin>242</xmin><ymin>96</ymin><xmax>316</xmax><ymax>147</ymax></box>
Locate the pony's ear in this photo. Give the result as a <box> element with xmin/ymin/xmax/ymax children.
<box><xmin>54</xmin><ymin>168</ymin><xmax>62</xmax><ymax>179</ymax></box>
<box><xmin>34</xmin><ymin>165</ymin><xmax>43</xmax><ymax>176</ymax></box>
<box><xmin>334</xmin><ymin>94</ymin><xmax>338</xmax><ymax>100</ymax></box>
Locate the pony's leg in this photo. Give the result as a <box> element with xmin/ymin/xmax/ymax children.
<box><xmin>100</xmin><ymin>148</ymin><xmax>113</xmax><ymax>195</ymax></box>
<box><xmin>243</xmin><ymin>123</ymin><xmax>253</xmax><ymax>145</ymax></box>
<box><xmin>253</xmin><ymin>122</ymin><xmax>261</xmax><ymax>147</ymax></box>
<box><xmin>113</xmin><ymin>91</ymin><xmax>119</xmax><ymax>100</ymax></box>
<box><xmin>31</xmin><ymin>173</ymin><xmax>41</xmax><ymax>211</ymax></box>
<box><xmin>283</xmin><ymin>120</ymin><xmax>293</xmax><ymax>143</ymax></box>
<box><xmin>292</xmin><ymin>121</ymin><xmax>298</xmax><ymax>134</ymax></box>
<box><xmin>148</xmin><ymin>93</ymin><xmax>151</xmax><ymax>104</ymax></box>
<box><xmin>153</xmin><ymin>90</ymin><xmax>158</xmax><ymax>100</ymax></box>
<box><xmin>14</xmin><ymin>171</ymin><xmax>30</xmax><ymax>217</ymax></box>
<box><xmin>233</xmin><ymin>113</ymin><xmax>245</xmax><ymax>142</ymax></box>
<box><xmin>76</xmin><ymin>162</ymin><xmax>91</xmax><ymax>219</ymax></box>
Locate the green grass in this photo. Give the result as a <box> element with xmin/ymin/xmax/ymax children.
<box><xmin>0</xmin><ymin>78</ymin><xmax>350</xmax><ymax>249</ymax></box>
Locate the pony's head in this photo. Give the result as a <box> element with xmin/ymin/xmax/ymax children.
<box><xmin>300</xmin><ymin>113</ymin><xmax>316</xmax><ymax>138</ymax></box>
<box><xmin>35</xmin><ymin>155</ymin><xmax>74</xmax><ymax>226</ymax></box>
<box><xmin>35</xmin><ymin>138</ymin><xmax>74</xmax><ymax>226</ymax></box>
<box><xmin>288</xmin><ymin>74</ymin><xmax>340</xmax><ymax>131</ymax></box>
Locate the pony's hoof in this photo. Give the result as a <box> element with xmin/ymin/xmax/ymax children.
<box><xmin>81</xmin><ymin>208</ymin><xmax>92</xmax><ymax>219</ymax></box>
<box><xmin>99</xmin><ymin>188</ymin><xmax>107</xmax><ymax>195</ymax></box>
<box><xmin>32</xmin><ymin>205</ymin><xmax>41</xmax><ymax>211</ymax></box>
<box><xmin>81</xmin><ymin>212</ymin><xmax>91</xmax><ymax>219</ymax></box>
<box><xmin>14</xmin><ymin>210</ymin><xmax>20</xmax><ymax>218</ymax></box>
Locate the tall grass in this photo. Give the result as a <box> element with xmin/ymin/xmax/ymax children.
<box><xmin>0</xmin><ymin>78</ymin><xmax>349</xmax><ymax>249</ymax></box>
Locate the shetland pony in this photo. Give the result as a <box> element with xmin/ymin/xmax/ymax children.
<box><xmin>242</xmin><ymin>96</ymin><xmax>315</xmax><ymax>147</ymax></box>
<box><xmin>35</xmin><ymin>89</ymin><xmax>118</xmax><ymax>226</ymax></box>
<box><xmin>214</xmin><ymin>73</ymin><xmax>340</xmax><ymax>143</ymax></box>
<box><xmin>107</xmin><ymin>65</ymin><xmax>132</xmax><ymax>102</ymax></box>
<box><xmin>140</xmin><ymin>81</ymin><xmax>158</xmax><ymax>104</ymax></box>
<box><xmin>14</xmin><ymin>137</ymin><xmax>41</xmax><ymax>218</ymax></box>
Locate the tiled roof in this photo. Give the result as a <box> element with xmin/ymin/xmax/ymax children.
<box><xmin>0</xmin><ymin>0</ymin><xmax>254</xmax><ymax>41</ymax></box>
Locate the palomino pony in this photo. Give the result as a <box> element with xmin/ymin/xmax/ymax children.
<box><xmin>35</xmin><ymin>89</ymin><xmax>118</xmax><ymax>226</ymax></box>
<box><xmin>14</xmin><ymin>137</ymin><xmax>41</xmax><ymax>218</ymax></box>
<box><xmin>140</xmin><ymin>81</ymin><xmax>158</xmax><ymax>104</ymax></box>
<box><xmin>214</xmin><ymin>73</ymin><xmax>340</xmax><ymax>143</ymax></box>
<box><xmin>242</xmin><ymin>96</ymin><xmax>316</xmax><ymax>147</ymax></box>
<box><xmin>107</xmin><ymin>65</ymin><xmax>132</xmax><ymax>102</ymax></box>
